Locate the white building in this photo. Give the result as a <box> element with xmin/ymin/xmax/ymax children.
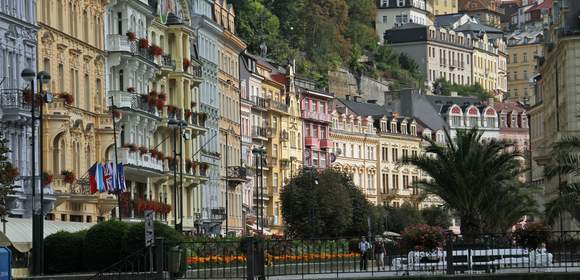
<box><xmin>376</xmin><ymin>0</ymin><xmax>434</xmax><ymax>44</ymax></box>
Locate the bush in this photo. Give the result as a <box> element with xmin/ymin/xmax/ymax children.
<box><xmin>400</xmin><ymin>224</ymin><xmax>445</xmax><ymax>252</ymax></box>
<box><xmin>513</xmin><ymin>222</ymin><xmax>551</xmax><ymax>249</ymax></box>
<box><xmin>44</xmin><ymin>230</ymin><xmax>87</xmax><ymax>274</ymax></box>
<box><xmin>83</xmin><ymin>220</ymin><xmax>130</xmax><ymax>271</ymax></box>
<box><xmin>125</xmin><ymin>221</ymin><xmax>185</xmax><ymax>253</ymax></box>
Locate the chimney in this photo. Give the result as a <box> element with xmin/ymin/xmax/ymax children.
<box><xmin>367</xmin><ymin>100</ymin><xmax>377</xmax><ymax>104</ymax></box>
<box><xmin>450</xmin><ymin>91</ymin><xmax>458</xmax><ymax>97</ymax></box>
<box><xmin>393</xmin><ymin>112</ymin><xmax>400</xmax><ymax>118</ymax></box>
<box><xmin>345</xmin><ymin>95</ymin><xmax>351</xmax><ymax>100</ymax></box>
<box><xmin>488</xmin><ymin>97</ymin><xmax>495</xmax><ymax>106</ymax></box>
<box><xmin>353</xmin><ymin>96</ymin><xmax>361</xmax><ymax>102</ymax></box>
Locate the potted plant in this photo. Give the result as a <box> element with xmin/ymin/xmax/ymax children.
<box><xmin>138</xmin><ymin>146</ymin><xmax>148</xmax><ymax>155</ymax></box>
<box><xmin>42</xmin><ymin>172</ymin><xmax>53</xmax><ymax>187</ymax></box>
<box><xmin>62</xmin><ymin>170</ymin><xmax>76</xmax><ymax>184</ymax></box>
<box><xmin>185</xmin><ymin>109</ymin><xmax>192</xmax><ymax>119</ymax></box>
<box><xmin>156</xmin><ymin>99</ymin><xmax>165</xmax><ymax>110</ymax></box>
<box><xmin>149</xmin><ymin>45</ymin><xmax>163</xmax><ymax>56</ymax></box>
<box><xmin>60</xmin><ymin>93</ymin><xmax>74</xmax><ymax>105</ymax></box>
<box><xmin>183</xmin><ymin>58</ymin><xmax>191</xmax><ymax>71</ymax></box>
<box><xmin>127</xmin><ymin>87</ymin><xmax>135</xmax><ymax>93</ymax></box>
<box><xmin>150</xmin><ymin>148</ymin><xmax>159</xmax><ymax>159</ymax></box>
<box><xmin>156</xmin><ymin>151</ymin><xmax>164</xmax><ymax>160</ymax></box>
<box><xmin>158</xmin><ymin>93</ymin><xmax>167</xmax><ymax>102</ymax></box>
<box><xmin>126</xmin><ymin>31</ymin><xmax>137</xmax><ymax>41</ymax></box>
<box><xmin>138</xmin><ymin>38</ymin><xmax>149</xmax><ymax>49</ymax></box>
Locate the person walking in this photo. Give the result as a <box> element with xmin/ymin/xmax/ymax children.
<box><xmin>359</xmin><ymin>236</ymin><xmax>371</xmax><ymax>271</ymax></box>
<box><xmin>374</xmin><ymin>239</ymin><xmax>387</xmax><ymax>270</ymax></box>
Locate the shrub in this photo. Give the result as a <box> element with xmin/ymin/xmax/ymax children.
<box><xmin>83</xmin><ymin>220</ymin><xmax>130</xmax><ymax>271</ymax></box>
<box><xmin>125</xmin><ymin>221</ymin><xmax>185</xmax><ymax>253</ymax></box>
<box><xmin>400</xmin><ymin>224</ymin><xmax>445</xmax><ymax>252</ymax></box>
<box><xmin>44</xmin><ymin>230</ymin><xmax>87</xmax><ymax>274</ymax></box>
<box><xmin>513</xmin><ymin>222</ymin><xmax>551</xmax><ymax>249</ymax></box>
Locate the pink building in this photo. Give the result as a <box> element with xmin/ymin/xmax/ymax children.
<box><xmin>494</xmin><ymin>101</ymin><xmax>529</xmax><ymax>153</ymax></box>
<box><xmin>296</xmin><ymin>78</ymin><xmax>334</xmax><ymax>169</ymax></box>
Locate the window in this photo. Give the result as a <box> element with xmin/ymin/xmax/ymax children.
<box><xmin>513</xmin><ymin>54</ymin><xmax>517</xmax><ymax>64</ymax></box>
<box><xmin>83</xmin><ymin>10</ymin><xmax>89</xmax><ymax>42</ymax></box>
<box><xmin>524</xmin><ymin>70</ymin><xmax>528</xmax><ymax>80</ymax></box>
<box><xmin>452</xmin><ymin>116</ymin><xmax>461</xmax><ymax>127</ymax></box>
<box><xmin>382</xmin><ymin>147</ymin><xmax>388</xmax><ymax>162</ymax></box>
<box><xmin>397</xmin><ymin>0</ymin><xmax>405</xmax><ymax>7</ymax></box>
<box><xmin>523</xmin><ymin>52</ymin><xmax>528</xmax><ymax>63</ymax></box>
<box><xmin>58</xmin><ymin>64</ymin><xmax>64</xmax><ymax>93</ymax></box>
<box><xmin>402</xmin><ymin>149</ymin><xmax>409</xmax><ymax>160</ymax></box>
<box><xmin>486</xmin><ymin>117</ymin><xmax>496</xmax><ymax>127</ymax></box>
<box><xmin>382</xmin><ymin>16</ymin><xmax>388</xmax><ymax>23</ymax></box>
<box><xmin>273</xmin><ymin>173</ymin><xmax>279</xmax><ymax>194</ymax></box>
<box><xmin>411</xmin><ymin>150</ymin><xmax>418</xmax><ymax>158</ymax></box>
<box><xmin>392</xmin><ymin>174</ymin><xmax>399</xmax><ymax>189</ymax></box>
<box><xmin>382</xmin><ymin>173</ymin><xmax>389</xmax><ymax>194</ymax></box>
<box><xmin>403</xmin><ymin>175</ymin><xmax>409</xmax><ymax>189</ymax></box>
<box><xmin>392</xmin><ymin>148</ymin><xmax>398</xmax><ymax>161</ymax></box>
<box><xmin>469</xmin><ymin>116</ymin><xmax>478</xmax><ymax>127</ymax></box>
<box><xmin>513</xmin><ymin>71</ymin><xmax>518</xmax><ymax>80</ymax></box>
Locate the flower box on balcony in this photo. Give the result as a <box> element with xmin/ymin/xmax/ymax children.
<box><xmin>183</xmin><ymin>58</ymin><xmax>191</xmax><ymax>71</ymax></box>
<box><xmin>62</xmin><ymin>170</ymin><xmax>76</xmax><ymax>184</ymax></box>
<box><xmin>185</xmin><ymin>109</ymin><xmax>192</xmax><ymax>120</ymax></box>
<box><xmin>149</xmin><ymin>45</ymin><xmax>163</xmax><ymax>57</ymax></box>
<box><xmin>138</xmin><ymin>38</ymin><xmax>149</xmax><ymax>49</ymax></box>
<box><xmin>60</xmin><ymin>93</ymin><xmax>74</xmax><ymax>105</ymax></box>
<box><xmin>139</xmin><ymin>146</ymin><xmax>148</xmax><ymax>155</ymax></box>
<box><xmin>158</xmin><ymin>93</ymin><xmax>167</xmax><ymax>102</ymax></box>
<box><xmin>155</xmin><ymin>99</ymin><xmax>165</xmax><ymax>110</ymax></box>
<box><xmin>126</xmin><ymin>31</ymin><xmax>137</xmax><ymax>42</ymax></box>
<box><xmin>42</xmin><ymin>172</ymin><xmax>53</xmax><ymax>187</ymax></box>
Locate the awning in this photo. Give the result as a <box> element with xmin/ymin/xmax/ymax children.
<box><xmin>0</xmin><ymin>218</ymin><xmax>94</xmax><ymax>253</ymax></box>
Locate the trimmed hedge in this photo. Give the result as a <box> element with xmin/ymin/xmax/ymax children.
<box><xmin>44</xmin><ymin>230</ymin><xmax>87</xmax><ymax>274</ymax></box>
<box><xmin>43</xmin><ymin>220</ymin><xmax>185</xmax><ymax>274</ymax></box>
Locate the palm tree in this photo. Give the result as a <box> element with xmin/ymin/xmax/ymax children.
<box><xmin>544</xmin><ymin>137</ymin><xmax>580</xmax><ymax>225</ymax></box>
<box><xmin>403</xmin><ymin>128</ymin><xmax>536</xmax><ymax>237</ymax></box>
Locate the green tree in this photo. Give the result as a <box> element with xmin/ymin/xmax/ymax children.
<box><xmin>421</xmin><ymin>206</ymin><xmax>452</xmax><ymax>229</ymax></box>
<box><xmin>281</xmin><ymin>169</ymin><xmax>373</xmax><ymax>238</ymax></box>
<box><xmin>403</xmin><ymin>128</ymin><xmax>537</xmax><ymax>237</ymax></box>
<box><xmin>0</xmin><ymin>133</ymin><xmax>18</xmax><ymax>220</ymax></box>
<box><xmin>433</xmin><ymin>78</ymin><xmax>494</xmax><ymax>100</ymax></box>
<box><xmin>544</xmin><ymin>137</ymin><xmax>580</xmax><ymax>225</ymax></box>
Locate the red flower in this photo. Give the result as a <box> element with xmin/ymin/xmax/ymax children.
<box><xmin>167</xmin><ymin>106</ymin><xmax>176</xmax><ymax>114</ymax></box>
<box><xmin>155</xmin><ymin>99</ymin><xmax>165</xmax><ymax>110</ymax></box>
<box><xmin>149</xmin><ymin>45</ymin><xmax>163</xmax><ymax>56</ymax></box>
<box><xmin>62</xmin><ymin>170</ymin><xmax>76</xmax><ymax>184</ymax></box>
<box><xmin>42</xmin><ymin>172</ymin><xmax>53</xmax><ymax>186</ymax></box>
<box><xmin>138</xmin><ymin>38</ymin><xmax>149</xmax><ymax>49</ymax></box>
<box><xmin>149</xmin><ymin>90</ymin><xmax>158</xmax><ymax>98</ymax></box>
<box><xmin>147</xmin><ymin>95</ymin><xmax>157</xmax><ymax>106</ymax></box>
<box><xmin>138</xmin><ymin>146</ymin><xmax>148</xmax><ymax>155</ymax></box>
<box><xmin>185</xmin><ymin>110</ymin><xmax>193</xmax><ymax>118</ymax></box>
<box><xmin>60</xmin><ymin>93</ymin><xmax>74</xmax><ymax>105</ymax></box>
<box><xmin>158</xmin><ymin>93</ymin><xmax>167</xmax><ymax>102</ymax></box>
<box><xmin>183</xmin><ymin>58</ymin><xmax>191</xmax><ymax>71</ymax></box>
<box><xmin>126</xmin><ymin>31</ymin><xmax>137</xmax><ymax>42</ymax></box>
<box><xmin>113</xmin><ymin>111</ymin><xmax>121</xmax><ymax>119</ymax></box>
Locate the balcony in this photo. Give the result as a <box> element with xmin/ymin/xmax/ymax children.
<box><xmin>159</xmin><ymin>54</ymin><xmax>176</xmax><ymax>71</ymax></box>
<box><xmin>190</xmin><ymin>65</ymin><xmax>202</xmax><ymax>80</ymax></box>
<box><xmin>252</xmin><ymin>125</ymin><xmax>268</xmax><ymax>140</ymax></box>
<box><xmin>226</xmin><ymin>166</ymin><xmax>247</xmax><ymax>185</ymax></box>
<box><xmin>187</xmin><ymin>112</ymin><xmax>207</xmax><ymax>130</ymax></box>
<box><xmin>267</xmin><ymin>126</ymin><xmax>277</xmax><ymax>138</ymax></box>
<box><xmin>106</xmin><ymin>34</ymin><xmax>132</xmax><ymax>52</ymax></box>
<box><xmin>0</xmin><ymin>90</ymin><xmax>31</xmax><ymax>120</ymax></box>
<box><xmin>280</xmin><ymin>130</ymin><xmax>289</xmax><ymax>142</ymax></box>
<box><xmin>253</xmin><ymin>187</ymin><xmax>270</xmax><ymax>200</ymax></box>
<box><xmin>301</xmin><ymin>110</ymin><xmax>332</xmax><ymax>123</ymax></box>
<box><xmin>304</xmin><ymin>136</ymin><xmax>319</xmax><ymax>147</ymax></box>
<box><xmin>109</xmin><ymin>91</ymin><xmax>160</xmax><ymax>119</ymax></box>
<box><xmin>252</xmin><ymin>96</ymin><xmax>269</xmax><ymax>111</ymax></box>
<box><xmin>319</xmin><ymin>138</ymin><xmax>333</xmax><ymax>150</ymax></box>
<box><xmin>268</xmin><ymin>99</ymin><xmax>289</xmax><ymax>113</ymax></box>
<box><xmin>118</xmin><ymin>148</ymin><xmax>164</xmax><ymax>173</ymax></box>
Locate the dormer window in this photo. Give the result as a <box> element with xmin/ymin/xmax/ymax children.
<box><xmin>397</xmin><ymin>0</ymin><xmax>405</xmax><ymax>7</ymax></box>
<box><xmin>391</xmin><ymin>122</ymin><xmax>397</xmax><ymax>133</ymax></box>
<box><xmin>401</xmin><ymin>123</ymin><xmax>407</xmax><ymax>134</ymax></box>
<box><xmin>410</xmin><ymin>125</ymin><xmax>416</xmax><ymax>136</ymax></box>
<box><xmin>381</xmin><ymin>121</ymin><xmax>386</xmax><ymax>132</ymax></box>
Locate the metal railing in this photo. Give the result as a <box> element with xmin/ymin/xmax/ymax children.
<box><xmin>88</xmin><ymin>245</ymin><xmax>160</xmax><ymax>280</ymax></box>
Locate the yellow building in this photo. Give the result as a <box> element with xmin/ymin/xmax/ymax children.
<box><xmin>333</xmin><ymin>98</ymin><xmax>426</xmax><ymax>208</ymax></box>
<box><xmin>433</xmin><ymin>0</ymin><xmax>458</xmax><ymax>15</ymax></box>
<box><xmin>38</xmin><ymin>0</ymin><xmax>115</xmax><ymax>222</ymax></box>
<box><xmin>472</xmin><ymin>34</ymin><xmax>499</xmax><ymax>94</ymax></box>
<box><xmin>506</xmin><ymin>30</ymin><xmax>543</xmax><ymax>103</ymax></box>
<box><xmin>283</xmin><ymin>64</ymin><xmax>304</xmax><ymax>197</ymax></box>
<box><xmin>214</xmin><ymin>0</ymin><xmax>247</xmax><ymax>235</ymax></box>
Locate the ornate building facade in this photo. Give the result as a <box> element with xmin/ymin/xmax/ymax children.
<box><xmin>38</xmin><ymin>0</ymin><xmax>115</xmax><ymax>222</ymax></box>
<box><xmin>0</xmin><ymin>0</ymin><xmax>48</xmax><ymax>218</ymax></box>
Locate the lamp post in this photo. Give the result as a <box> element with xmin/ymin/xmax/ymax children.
<box><xmin>168</xmin><ymin>119</ymin><xmax>187</xmax><ymax>232</ymax></box>
<box><xmin>251</xmin><ymin>146</ymin><xmax>266</xmax><ymax>235</ymax></box>
<box><xmin>21</xmin><ymin>69</ymin><xmax>52</xmax><ymax>276</ymax></box>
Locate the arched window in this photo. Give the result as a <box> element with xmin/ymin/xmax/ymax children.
<box><xmin>83</xmin><ymin>10</ymin><xmax>89</xmax><ymax>42</ymax></box>
<box><xmin>53</xmin><ymin>133</ymin><xmax>66</xmax><ymax>174</ymax></box>
<box><xmin>57</xmin><ymin>1</ymin><xmax>63</xmax><ymax>29</ymax></box>
<box><xmin>84</xmin><ymin>74</ymin><xmax>90</xmax><ymax>110</ymax></box>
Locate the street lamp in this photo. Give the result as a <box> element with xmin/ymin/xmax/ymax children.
<box><xmin>251</xmin><ymin>146</ymin><xmax>266</xmax><ymax>235</ymax></box>
<box><xmin>168</xmin><ymin>119</ymin><xmax>187</xmax><ymax>232</ymax></box>
<box><xmin>223</xmin><ymin>127</ymin><xmax>234</xmax><ymax>235</ymax></box>
<box><xmin>21</xmin><ymin>68</ymin><xmax>52</xmax><ymax>276</ymax></box>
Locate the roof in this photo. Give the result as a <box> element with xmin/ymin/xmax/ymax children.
<box><xmin>396</xmin><ymin>90</ymin><xmax>449</xmax><ymax>131</ymax></box>
<box><xmin>393</xmin><ymin>22</ymin><xmax>427</xmax><ymax>30</ymax></box>
<box><xmin>507</xmin><ymin>29</ymin><xmax>544</xmax><ymax>45</ymax></box>
<box><xmin>493</xmin><ymin>101</ymin><xmax>527</xmax><ymax>113</ymax></box>
<box><xmin>528</xmin><ymin>0</ymin><xmax>552</xmax><ymax>12</ymax></box>
<box><xmin>0</xmin><ymin>218</ymin><xmax>94</xmax><ymax>252</ymax></box>
<box><xmin>435</xmin><ymin>13</ymin><xmax>471</xmax><ymax>27</ymax></box>
<box><xmin>338</xmin><ymin>98</ymin><xmax>388</xmax><ymax>117</ymax></box>
<box><xmin>455</xmin><ymin>22</ymin><xmax>504</xmax><ymax>35</ymax></box>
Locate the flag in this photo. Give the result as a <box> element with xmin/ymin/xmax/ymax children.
<box><xmin>103</xmin><ymin>163</ymin><xmax>112</xmax><ymax>193</ymax></box>
<box><xmin>96</xmin><ymin>164</ymin><xmax>106</xmax><ymax>193</ymax></box>
<box><xmin>88</xmin><ymin>163</ymin><xmax>98</xmax><ymax>194</ymax></box>
<box><xmin>109</xmin><ymin>162</ymin><xmax>118</xmax><ymax>193</ymax></box>
<box><xmin>117</xmin><ymin>163</ymin><xmax>127</xmax><ymax>193</ymax></box>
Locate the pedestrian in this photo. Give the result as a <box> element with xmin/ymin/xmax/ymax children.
<box><xmin>374</xmin><ymin>239</ymin><xmax>386</xmax><ymax>270</ymax></box>
<box><xmin>359</xmin><ymin>236</ymin><xmax>371</xmax><ymax>271</ymax></box>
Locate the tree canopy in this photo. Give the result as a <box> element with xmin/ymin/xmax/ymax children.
<box><xmin>232</xmin><ymin>0</ymin><xmax>422</xmax><ymax>88</ymax></box>
<box><xmin>0</xmin><ymin>133</ymin><xmax>18</xmax><ymax>219</ymax></box>
<box><xmin>281</xmin><ymin>169</ymin><xmax>373</xmax><ymax>238</ymax></box>
<box><xmin>403</xmin><ymin>128</ymin><xmax>538</xmax><ymax>237</ymax></box>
